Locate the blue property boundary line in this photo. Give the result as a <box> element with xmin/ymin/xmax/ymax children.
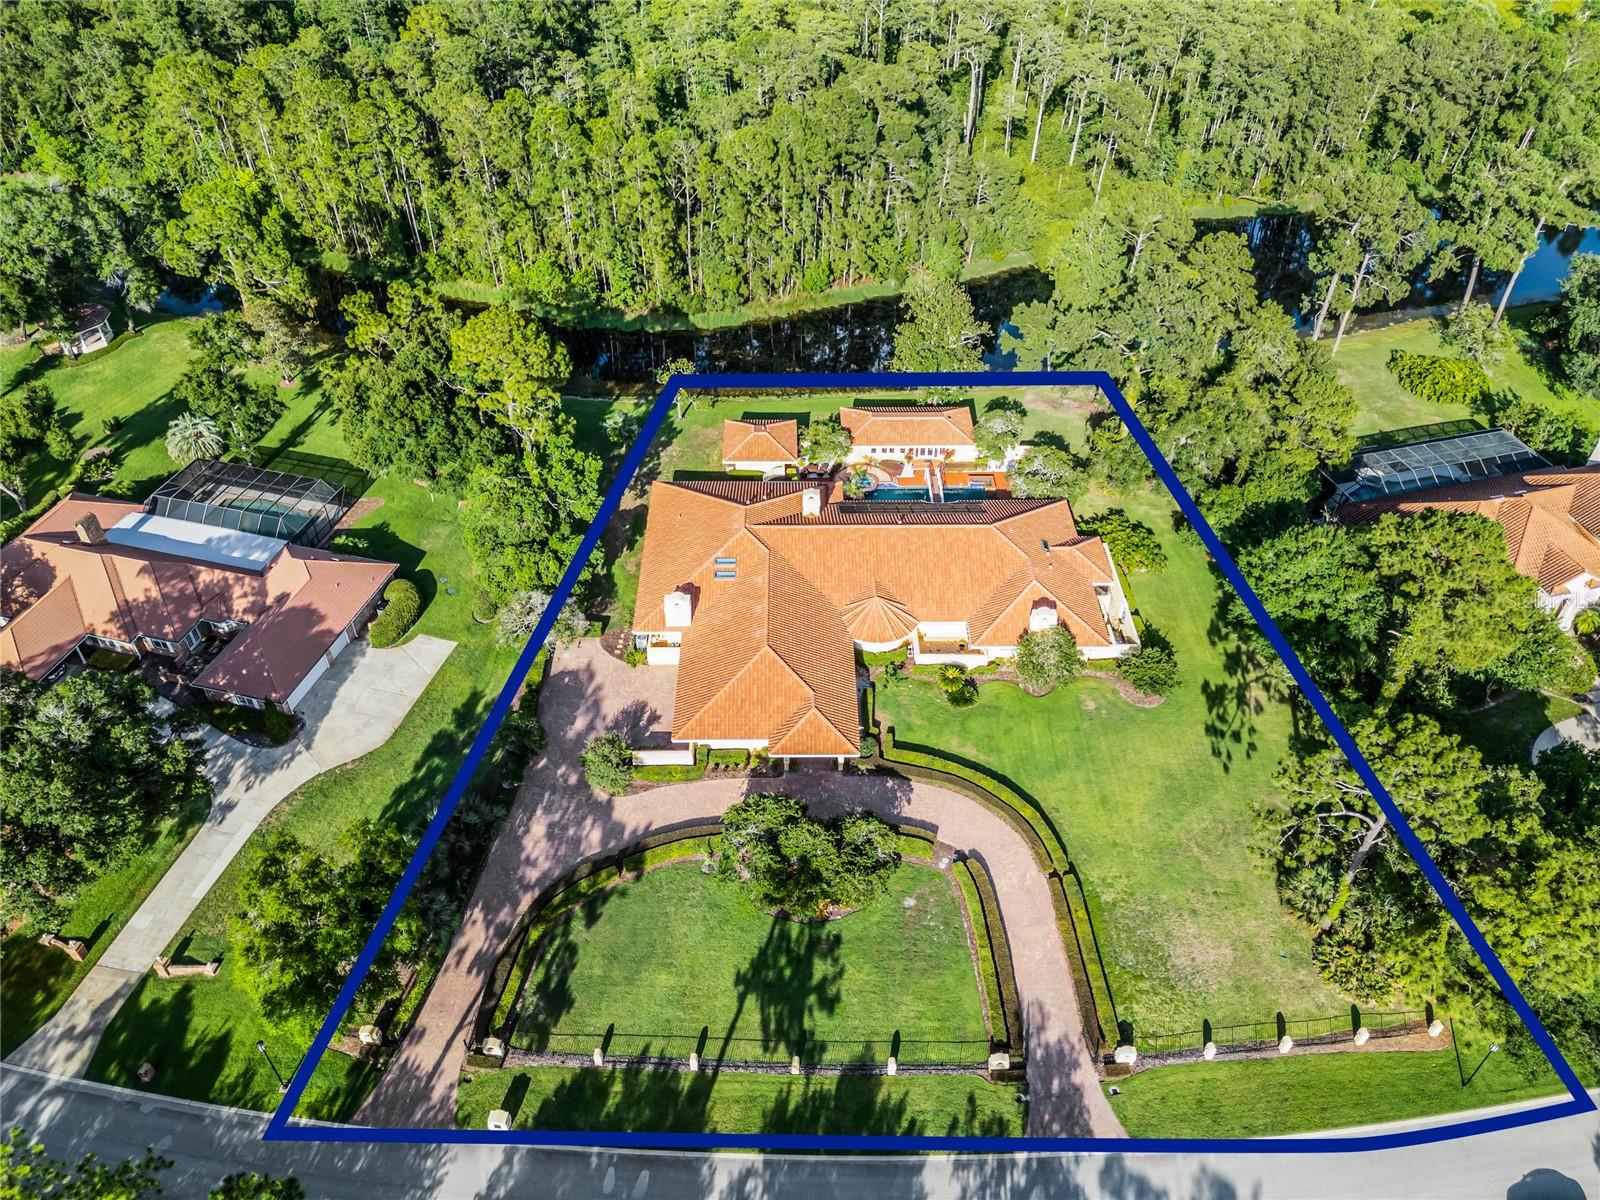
<box><xmin>266</xmin><ymin>369</ymin><xmax>1595</xmax><ymax>1153</ymax></box>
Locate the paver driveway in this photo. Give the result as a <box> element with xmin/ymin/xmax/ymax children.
<box><xmin>357</xmin><ymin>640</ymin><xmax>1121</xmax><ymax>1138</ymax></box>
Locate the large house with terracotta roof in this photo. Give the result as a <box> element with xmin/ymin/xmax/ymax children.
<box><xmin>630</xmin><ymin>477</ymin><xmax>1139</xmax><ymax>761</ymax></box>
<box><xmin>1340</xmin><ymin>465</ymin><xmax>1600</xmax><ymax>630</ymax></box>
<box><xmin>840</xmin><ymin>406</ymin><xmax>979</xmax><ymax>465</ymax></box>
<box><xmin>1</xmin><ymin>490</ymin><xmax>395</xmax><ymax>712</ymax></box>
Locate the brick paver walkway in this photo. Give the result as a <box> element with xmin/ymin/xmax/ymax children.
<box><xmin>357</xmin><ymin>641</ymin><xmax>1122</xmax><ymax>1138</ymax></box>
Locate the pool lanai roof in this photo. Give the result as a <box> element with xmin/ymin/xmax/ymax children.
<box><xmin>1332</xmin><ymin>427</ymin><xmax>1549</xmax><ymax>504</ymax></box>
<box><xmin>145</xmin><ymin>459</ymin><xmax>351</xmax><ymax>546</ymax></box>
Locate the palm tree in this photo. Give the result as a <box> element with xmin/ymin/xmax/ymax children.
<box><xmin>166</xmin><ymin>412</ymin><xmax>223</xmax><ymax>465</ymax></box>
<box><xmin>1574</xmin><ymin>607</ymin><xmax>1600</xmax><ymax>638</ymax></box>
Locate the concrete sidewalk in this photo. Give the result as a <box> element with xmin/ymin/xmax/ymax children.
<box><xmin>6</xmin><ymin>635</ymin><xmax>455</xmax><ymax>1078</ymax></box>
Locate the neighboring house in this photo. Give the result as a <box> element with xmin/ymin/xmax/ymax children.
<box><xmin>1</xmin><ymin>488</ymin><xmax>395</xmax><ymax>712</ymax></box>
<box><xmin>722</xmin><ymin>418</ymin><xmax>799</xmax><ymax>475</ymax></box>
<box><xmin>840</xmin><ymin>406</ymin><xmax>980</xmax><ymax>465</ymax></box>
<box><xmin>631</xmin><ymin>478</ymin><xmax>1138</xmax><ymax>762</ymax></box>
<box><xmin>1340</xmin><ymin>465</ymin><xmax>1600</xmax><ymax>630</ymax></box>
<box><xmin>59</xmin><ymin>304</ymin><xmax>114</xmax><ymax>357</ymax></box>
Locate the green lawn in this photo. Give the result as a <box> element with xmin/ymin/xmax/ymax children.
<box><xmin>457</xmin><ymin>1065</ymin><xmax>1023</xmax><ymax>1137</ymax></box>
<box><xmin>508</xmin><ymin>862</ymin><xmax>989</xmax><ymax>1065</ymax></box>
<box><xmin>1331</xmin><ymin>305</ymin><xmax>1592</xmax><ymax>439</ymax></box>
<box><xmin>878</xmin><ymin>483</ymin><xmax>1349</xmax><ymax>1037</ymax></box>
<box><xmin>1447</xmin><ymin>692</ymin><xmax>1584</xmax><ymax>767</ymax></box>
<box><xmin>1108</xmin><ymin>1042</ymin><xmax>1565</xmax><ymax>1139</ymax></box>
<box><xmin>0</xmin><ymin>790</ymin><xmax>207</xmax><ymax>1059</ymax></box>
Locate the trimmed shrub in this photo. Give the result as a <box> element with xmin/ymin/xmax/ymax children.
<box><xmin>1014</xmin><ymin>626</ymin><xmax>1085</xmax><ymax>695</ymax></box>
<box><xmin>1084</xmin><ymin>510</ymin><xmax>1166</xmax><ymax>573</ymax></box>
<box><xmin>581</xmin><ymin>731</ymin><xmax>635</xmax><ymax>794</ymax></box>
<box><xmin>1117</xmin><ymin>644</ymin><xmax>1181</xmax><ymax>696</ymax></box>
<box><xmin>368</xmin><ymin>578</ymin><xmax>421</xmax><ymax>647</ymax></box>
<box><xmin>1385</xmin><ymin>350</ymin><xmax>1492</xmax><ymax>408</ymax></box>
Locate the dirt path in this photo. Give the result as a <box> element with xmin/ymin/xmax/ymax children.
<box><xmin>356</xmin><ymin>641</ymin><xmax>1122</xmax><ymax>1139</ymax></box>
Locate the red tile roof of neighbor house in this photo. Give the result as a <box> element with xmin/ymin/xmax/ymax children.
<box><xmin>632</xmin><ymin>479</ymin><xmax>1118</xmax><ymax>755</ymax></box>
<box><xmin>1340</xmin><ymin>466</ymin><xmax>1600</xmax><ymax>595</ymax></box>
<box><xmin>722</xmin><ymin>418</ymin><xmax>799</xmax><ymax>464</ymax></box>
<box><xmin>1</xmin><ymin>494</ymin><xmax>394</xmax><ymax>701</ymax></box>
<box><xmin>839</xmin><ymin>406</ymin><xmax>975</xmax><ymax>447</ymax></box>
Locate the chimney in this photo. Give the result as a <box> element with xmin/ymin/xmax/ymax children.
<box><xmin>663</xmin><ymin>589</ymin><xmax>693</xmax><ymax>628</ymax></box>
<box><xmin>1029</xmin><ymin>601</ymin><xmax>1060</xmax><ymax>632</ymax></box>
<box><xmin>802</xmin><ymin>487</ymin><xmax>822</xmax><ymax>518</ymax></box>
<box><xmin>74</xmin><ymin>513</ymin><xmax>107</xmax><ymax>545</ymax></box>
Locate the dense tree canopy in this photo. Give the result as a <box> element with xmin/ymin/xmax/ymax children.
<box><xmin>0</xmin><ymin>669</ymin><xmax>209</xmax><ymax>924</ymax></box>
<box><xmin>2</xmin><ymin>0</ymin><xmax>1594</xmax><ymax>322</ymax></box>
<box><xmin>716</xmin><ymin>793</ymin><xmax>898</xmax><ymax>917</ymax></box>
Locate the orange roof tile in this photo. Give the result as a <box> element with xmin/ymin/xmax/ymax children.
<box><xmin>840</xmin><ymin>406</ymin><xmax>975</xmax><ymax>447</ymax></box>
<box><xmin>722</xmin><ymin>419</ymin><xmax>799</xmax><ymax>464</ymax></box>
<box><xmin>1340</xmin><ymin>467</ymin><xmax>1600</xmax><ymax>594</ymax></box>
<box><xmin>1</xmin><ymin>493</ymin><xmax>394</xmax><ymax>699</ymax></box>
<box><xmin>632</xmin><ymin>477</ymin><xmax>1122</xmax><ymax>754</ymax></box>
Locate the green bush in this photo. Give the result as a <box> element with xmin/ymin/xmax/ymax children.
<box><xmin>1084</xmin><ymin>510</ymin><xmax>1166</xmax><ymax>573</ymax></box>
<box><xmin>369</xmin><ymin>578</ymin><xmax>421</xmax><ymax>647</ymax></box>
<box><xmin>633</xmin><ymin>743</ymin><xmax>710</xmax><ymax>781</ymax></box>
<box><xmin>707</xmin><ymin>748</ymin><xmax>750</xmax><ymax>768</ymax></box>
<box><xmin>1013</xmin><ymin>626</ymin><xmax>1085</xmax><ymax>694</ymax></box>
<box><xmin>623</xmin><ymin>646</ymin><xmax>647</xmax><ymax>667</ymax></box>
<box><xmin>581</xmin><ymin>731</ymin><xmax>635</xmax><ymax>794</ymax></box>
<box><xmin>1385</xmin><ymin>349</ymin><xmax>1492</xmax><ymax>408</ymax></box>
<box><xmin>1117</xmin><ymin>644</ymin><xmax>1181</xmax><ymax>696</ymax></box>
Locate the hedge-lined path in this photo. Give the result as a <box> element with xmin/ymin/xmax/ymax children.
<box><xmin>358</xmin><ymin>640</ymin><xmax>1123</xmax><ymax>1138</ymax></box>
<box><xmin>5</xmin><ymin>635</ymin><xmax>454</xmax><ymax>1078</ymax></box>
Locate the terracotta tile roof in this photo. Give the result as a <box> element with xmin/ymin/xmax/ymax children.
<box><xmin>1</xmin><ymin>493</ymin><xmax>394</xmax><ymax>699</ymax></box>
<box><xmin>840</xmin><ymin>406</ymin><xmax>975</xmax><ymax>447</ymax></box>
<box><xmin>722</xmin><ymin>419</ymin><xmax>799</xmax><ymax>464</ymax></box>
<box><xmin>1340</xmin><ymin>467</ymin><xmax>1600</xmax><ymax>594</ymax></box>
<box><xmin>632</xmin><ymin>478</ymin><xmax>1121</xmax><ymax>753</ymax></box>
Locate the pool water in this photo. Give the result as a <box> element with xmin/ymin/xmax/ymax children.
<box><xmin>865</xmin><ymin>485</ymin><xmax>990</xmax><ymax>502</ymax></box>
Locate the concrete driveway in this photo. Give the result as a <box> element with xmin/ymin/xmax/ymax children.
<box><xmin>6</xmin><ymin>634</ymin><xmax>456</xmax><ymax>1078</ymax></box>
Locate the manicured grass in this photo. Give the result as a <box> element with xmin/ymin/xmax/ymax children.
<box><xmin>457</xmin><ymin>1065</ymin><xmax>1023</xmax><ymax>1136</ymax></box>
<box><xmin>0</xmin><ymin>791</ymin><xmax>207</xmax><ymax>1058</ymax></box>
<box><xmin>509</xmin><ymin>862</ymin><xmax>989</xmax><ymax>1065</ymax></box>
<box><xmin>1107</xmin><ymin>1043</ymin><xmax>1564</xmax><ymax>1139</ymax></box>
<box><xmin>879</xmin><ymin>484</ymin><xmax>1349</xmax><ymax>1036</ymax></box>
<box><xmin>1447</xmin><ymin>691</ymin><xmax>1584</xmax><ymax>767</ymax></box>
<box><xmin>1330</xmin><ymin>305</ymin><xmax>1592</xmax><ymax>440</ymax></box>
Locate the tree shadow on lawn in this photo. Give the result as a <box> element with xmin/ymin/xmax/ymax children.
<box><xmin>103</xmin><ymin>389</ymin><xmax>187</xmax><ymax>500</ymax></box>
<box><xmin>507</xmin><ymin>884</ymin><xmax>619</xmax><ymax>1052</ymax></box>
<box><xmin>378</xmin><ymin>687</ymin><xmax>491</xmax><ymax>834</ymax></box>
<box><xmin>89</xmin><ymin>980</ymin><xmax>271</xmax><ymax>1109</ymax></box>
<box><xmin>729</xmin><ymin>915</ymin><xmax>846</xmax><ymax>1063</ymax></box>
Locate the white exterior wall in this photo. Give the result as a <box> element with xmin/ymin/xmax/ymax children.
<box><xmin>646</xmin><ymin>643</ymin><xmax>681</xmax><ymax>666</ymax></box>
<box><xmin>691</xmin><ymin>737</ymin><xmax>769</xmax><ymax>750</ymax></box>
<box><xmin>633</xmin><ymin>748</ymin><xmax>697</xmax><ymax>766</ymax></box>
<box><xmin>1544</xmin><ymin>578</ymin><xmax>1600</xmax><ymax>631</ymax></box>
<box><xmin>284</xmin><ymin>653</ymin><xmax>331</xmax><ymax>711</ymax></box>
<box><xmin>844</xmin><ymin>444</ymin><xmax>980</xmax><ymax>465</ymax></box>
<box><xmin>724</xmin><ymin>459</ymin><xmax>791</xmax><ymax>475</ymax></box>
<box><xmin>855</xmin><ymin>636</ymin><xmax>912</xmax><ymax>654</ymax></box>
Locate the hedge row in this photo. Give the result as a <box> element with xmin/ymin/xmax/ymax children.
<box><xmin>487</xmin><ymin>826</ymin><xmax>724</xmax><ymax>1035</ymax></box>
<box><xmin>369</xmin><ymin>578</ymin><xmax>421</xmax><ymax>647</ymax></box>
<box><xmin>879</xmin><ymin>726</ymin><xmax>1069</xmax><ymax>873</ymax></box>
<box><xmin>1056</xmin><ymin>871</ymin><xmax>1115</xmax><ymax>1054</ymax></box>
<box><xmin>954</xmin><ymin>856</ymin><xmax>1020</xmax><ymax>1056</ymax></box>
<box><xmin>633</xmin><ymin>743</ymin><xmax>710</xmax><ymax>781</ymax></box>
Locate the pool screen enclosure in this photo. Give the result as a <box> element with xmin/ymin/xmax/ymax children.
<box><xmin>145</xmin><ymin>459</ymin><xmax>352</xmax><ymax>546</ymax></box>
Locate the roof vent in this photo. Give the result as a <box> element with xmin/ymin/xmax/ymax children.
<box><xmin>74</xmin><ymin>513</ymin><xmax>107</xmax><ymax>545</ymax></box>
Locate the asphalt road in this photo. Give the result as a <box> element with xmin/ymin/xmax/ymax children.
<box><xmin>5</xmin><ymin>1067</ymin><xmax>1597</xmax><ymax>1199</ymax></box>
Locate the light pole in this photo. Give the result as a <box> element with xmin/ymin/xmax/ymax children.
<box><xmin>256</xmin><ymin>1039</ymin><xmax>289</xmax><ymax>1093</ymax></box>
<box><xmin>1461</xmin><ymin>1040</ymin><xmax>1501</xmax><ymax>1088</ymax></box>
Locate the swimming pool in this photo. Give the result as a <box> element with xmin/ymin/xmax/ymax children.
<box><xmin>865</xmin><ymin>485</ymin><xmax>989</xmax><ymax>502</ymax></box>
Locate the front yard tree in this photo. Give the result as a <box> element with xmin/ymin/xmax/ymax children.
<box><xmin>461</xmin><ymin>445</ymin><xmax>599</xmax><ymax>604</ymax></box>
<box><xmin>580</xmin><ymin>732</ymin><xmax>634</xmax><ymax>796</ymax></box>
<box><xmin>891</xmin><ymin>265</ymin><xmax>986</xmax><ymax>375</ymax></box>
<box><xmin>450</xmin><ymin>306</ymin><xmax>573</xmax><ymax>451</ymax></box>
<box><xmin>1548</xmin><ymin>252</ymin><xmax>1600</xmax><ymax>400</ymax></box>
<box><xmin>715</xmin><ymin>793</ymin><xmax>898</xmax><ymax>917</ymax></box>
<box><xmin>0</xmin><ymin>669</ymin><xmax>208</xmax><ymax>924</ymax></box>
<box><xmin>800</xmin><ymin>416</ymin><xmax>851</xmax><ymax>467</ymax></box>
<box><xmin>232</xmin><ymin>820</ymin><xmax>420</xmax><ymax>1030</ymax></box>
<box><xmin>1010</xmin><ymin>443</ymin><xmax>1085</xmax><ymax>500</ymax></box>
<box><xmin>1013</xmin><ymin>626</ymin><xmax>1084</xmax><ymax>694</ymax></box>
<box><xmin>974</xmin><ymin>402</ymin><xmax>1024</xmax><ymax>464</ymax></box>
<box><xmin>245</xmin><ymin>298</ymin><xmax>316</xmax><ymax>386</ymax></box>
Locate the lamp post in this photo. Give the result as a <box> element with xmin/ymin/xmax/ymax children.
<box><xmin>1462</xmin><ymin>1040</ymin><xmax>1501</xmax><ymax>1088</ymax></box>
<box><xmin>256</xmin><ymin>1039</ymin><xmax>289</xmax><ymax>1093</ymax></box>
